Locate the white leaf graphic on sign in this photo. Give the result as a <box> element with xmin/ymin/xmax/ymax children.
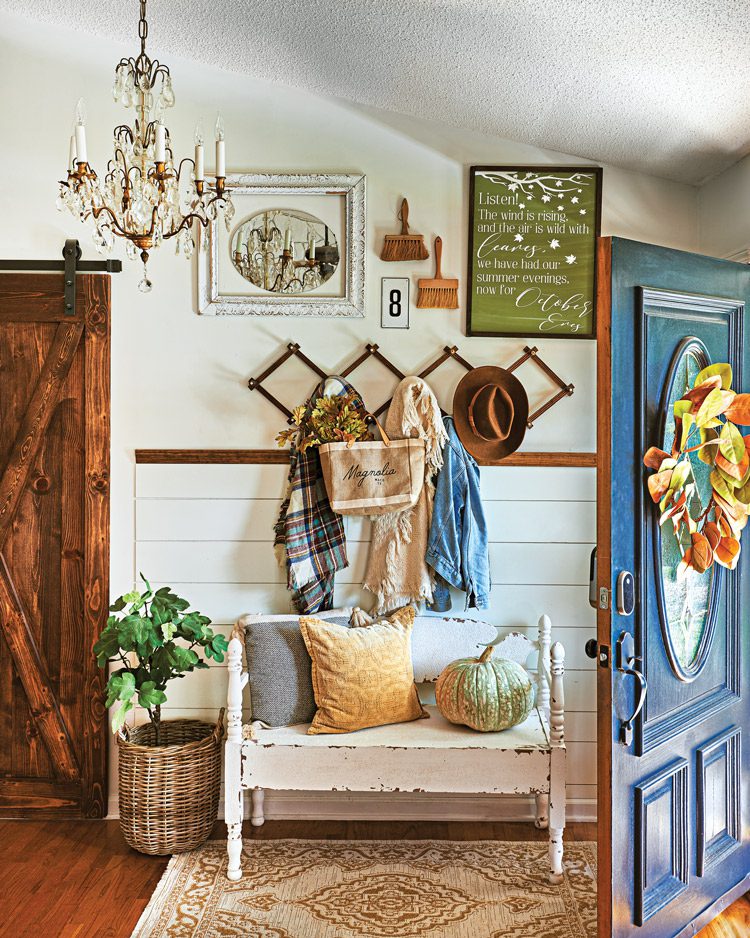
<box><xmin>514</xmin><ymin>234</ymin><xmax>524</xmax><ymax>242</ymax></box>
<box><xmin>565</xmin><ymin>255</ymin><xmax>577</xmax><ymax>264</ymax></box>
<box><xmin>549</xmin><ymin>239</ymin><xmax>560</xmax><ymax>249</ymax></box>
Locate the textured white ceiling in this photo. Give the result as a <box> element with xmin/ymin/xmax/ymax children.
<box><xmin>5</xmin><ymin>0</ymin><xmax>749</xmax><ymax>184</ymax></box>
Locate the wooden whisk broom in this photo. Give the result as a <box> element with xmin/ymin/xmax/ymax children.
<box><xmin>416</xmin><ymin>236</ymin><xmax>459</xmax><ymax>309</ymax></box>
<box><xmin>380</xmin><ymin>198</ymin><xmax>430</xmax><ymax>262</ymax></box>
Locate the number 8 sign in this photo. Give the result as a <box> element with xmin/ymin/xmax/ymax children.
<box><xmin>381</xmin><ymin>278</ymin><xmax>410</xmax><ymax>329</ymax></box>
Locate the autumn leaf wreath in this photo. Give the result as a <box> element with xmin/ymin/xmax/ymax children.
<box><xmin>643</xmin><ymin>363</ymin><xmax>750</xmax><ymax>575</ymax></box>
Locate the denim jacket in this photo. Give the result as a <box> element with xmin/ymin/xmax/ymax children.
<box><xmin>426</xmin><ymin>416</ymin><xmax>490</xmax><ymax>610</ymax></box>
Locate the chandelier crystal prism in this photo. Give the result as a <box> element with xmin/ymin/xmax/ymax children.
<box><xmin>57</xmin><ymin>0</ymin><xmax>234</xmax><ymax>291</ymax></box>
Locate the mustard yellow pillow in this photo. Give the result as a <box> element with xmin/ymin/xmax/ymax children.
<box><xmin>299</xmin><ymin>605</ymin><xmax>427</xmax><ymax>735</ymax></box>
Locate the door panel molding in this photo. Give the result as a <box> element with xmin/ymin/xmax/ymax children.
<box><xmin>652</xmin><ymin>336</ymin><xmax>722</xmax><ymax>684</ymax></box>
<box><xmin>634</xmin><ymin>758</ymin><xmax>689</xmax><ymax>926</ymax></box>
<box><xmin>696</xmin><ymin>726</ymin><xmax>741</xmax><ymax>877</ymax></box>
<box><xmin>637</xmin><ymin>289</ymin><xmax>743</xmax><ymax>755</ymax></box>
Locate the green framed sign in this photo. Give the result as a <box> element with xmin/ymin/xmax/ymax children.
<box><xmin>466</xmin><ymin>166</ymin><xmax>602</xmax><ymax>339</ymax></box>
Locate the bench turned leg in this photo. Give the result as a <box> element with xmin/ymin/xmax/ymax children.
<box><xmin>549</xmin><ymin>827</ymin><xmax>564</xmax><ymax>884</ymax></box>
<box><xmin>535</xmin><ymin>793</ymin><xmax>549</xmax><ymax>830</ymax></box>
<box><xmin>251</xmin><ymin>787</ymin><xmax>265</xmax><ymax>827</ymax></box>
<box><xmin>226</xmin><ymin>635</ymin><xmax>245</xmax><ymax>880</ymax></box>
<box><xmin>227</xmin><ymin>820</ymin><xmax>243</xmax><ymax>881</ymax></box>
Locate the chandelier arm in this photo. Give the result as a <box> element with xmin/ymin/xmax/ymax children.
<box><xmin>126</xmin><ymin>165</ymin><xmax>145</xmax><ymax>187</ymax></box>
<box><xmin>149</xmin><ymin>61</ymin><xmax>170</xmax><ymax>79</ymax></box>
<box><xmin>90</xmin><ymin>205</ymin><xmax>131</xmax><ymax>240</ymax></box>
<box><xmin>163</xmin><ymin>212</ymin><xmax>206</xmax><ymax>241</ymax></box>
<box><xmin>175</xmin><ymin>157</ymin><xmax>196</xmax><ymax>185</ymax></box>
<box><xmin>114</xmin><ymin>125</ymin><xmax>135</xmax><ymax>144</ymax></box>
<box><xmin>143</xmin><ymin>120</ymin><xmax>156</xmax><ymax>149</ymax></box>
<box><xmin>108</xmin><ymin>147</ymin><xmax>130</xmax><ymax>176</ymax></box>
<box><xmin>147</xmin><ymin>205</ymin><xmax>159</xmax><ymax>237</ymax></box>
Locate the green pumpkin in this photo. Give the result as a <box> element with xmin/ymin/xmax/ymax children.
<box><xmin>435</xmin><ymin>645</ymin><xmax>535</xmax><ymax>732</ymax></box>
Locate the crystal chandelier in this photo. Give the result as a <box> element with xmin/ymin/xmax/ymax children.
<box><xmin>57</xmin><ymin>0</ymin><xmax>234</xmax><ymax>291</ymax></box>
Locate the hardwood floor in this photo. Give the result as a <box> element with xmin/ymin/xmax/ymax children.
<box><xmin>0</xmin><ymin>818</ymin><xmax>744</xmax><ymax>937</ymax></box>
<box><xmin>696</xmin><ymin>894</ymin><xmax>750</xmax><ymax>938</ymax></box>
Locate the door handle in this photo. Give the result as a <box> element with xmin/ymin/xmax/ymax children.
<box><xmin>615</xmin><ymin>631</ymin><xmax>647</xmax><ymax>747</ymax></box>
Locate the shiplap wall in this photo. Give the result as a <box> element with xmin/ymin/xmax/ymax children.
<box><xmin>129</xmin><ymin>461</ymin><xmax>597</xmax><ymax>821</ymax></box>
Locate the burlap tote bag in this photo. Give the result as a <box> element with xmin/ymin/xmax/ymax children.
<box><xmin>319</xmin><ymin>419</ymin><xmax>426</xmax><ymax>516</ymax></box>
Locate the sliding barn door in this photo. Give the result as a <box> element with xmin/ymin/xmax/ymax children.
<box><xmin>0</xmin><ymin>272</ymin><xmax>110</xmax><ymax>817</ymax></box>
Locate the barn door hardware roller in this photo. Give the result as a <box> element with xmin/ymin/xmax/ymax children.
<box><xmin>0</xmin><ymin>238</ymin><xmax>122</xmax><ymax>317</ymax></box>
<box><xmin>63</xmin><ymin>239</ymin><xmax>82</xmax><ymax>315</ymax></box>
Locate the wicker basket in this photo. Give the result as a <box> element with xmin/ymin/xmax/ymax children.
<box><xmin>117</xmin><ymin>709</ymin><xmax>224</xmax><ymax>855</ymax></box>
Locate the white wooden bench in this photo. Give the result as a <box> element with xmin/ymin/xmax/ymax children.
<box><xmin>225</xmin><ymin>613</ymin><xmax>566</xmax><ymax>883</ymax></box>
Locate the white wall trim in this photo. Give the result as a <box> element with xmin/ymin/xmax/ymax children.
<box><xmin>108</xmin><ymin>790</ymin><xmax>596</xmax><ymax>824</ymax></box>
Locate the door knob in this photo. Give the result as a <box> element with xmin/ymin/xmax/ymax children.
<box><xmin>615</xmin><ymin>631</ymin><xmax>647</xmax><ymax>747</ymax></box>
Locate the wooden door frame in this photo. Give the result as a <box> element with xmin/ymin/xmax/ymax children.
<box><xmin>0</xmin><ymin>271</ymin><xmax>110</xmax><ymax>817</ymax></box>
<box><xmin>596</xmin><ymin>237</ymin><xmax>613</xmax><ymax>938</ymax></box>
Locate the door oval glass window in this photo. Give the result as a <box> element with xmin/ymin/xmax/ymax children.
<box><xmin>655</xmin><ymin>338</ymin><xmax>721</xmax><ymax>682</ymax></box>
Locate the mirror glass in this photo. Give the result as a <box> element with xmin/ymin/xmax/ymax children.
<box><xmin>230</xmin><ymin>209</ymin><xmax>340</xmax><ymax>294</ymax></box>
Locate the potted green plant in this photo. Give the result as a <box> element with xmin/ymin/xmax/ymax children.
<box><xmin>95</xmin><ymin>575</ymin><xmax>228</xmax><ymax>855</ymax></box>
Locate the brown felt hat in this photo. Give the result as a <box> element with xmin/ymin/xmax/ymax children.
<box><xmin>452</xmin><ymin>366</ymin><xmax>528</xmax><ymax>461</ymax></box>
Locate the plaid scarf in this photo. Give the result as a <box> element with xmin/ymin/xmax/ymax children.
<box><xmin>274</xmin><ymin>376</ymin><xmax>363</xmax><ymax>613</ymax></box>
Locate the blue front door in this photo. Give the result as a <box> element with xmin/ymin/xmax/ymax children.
<box><xmin>600</xmin><ymin>237</ymin><xmax>750</xmax><ymax>937</ymax></box>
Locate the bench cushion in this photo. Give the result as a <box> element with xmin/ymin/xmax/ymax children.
<box><xmin>243</xmin><ymin>609</ymin><xmax>351</xmax><ymax>726</ymax></box>
<box><xmin>243</xmin><ymin>706</ymin><xmax>554</xmax><ymax>795</ymax></box>
<box><xmin>248</xmin><ymin>705</ymin><xmax>549</xmax><ymax>751</ymax></box>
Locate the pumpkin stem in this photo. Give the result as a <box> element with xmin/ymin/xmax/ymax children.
<box><xmin>479</xmin><ymin>645</ymin><xmax>494</xmax><ymax>663</ymax></box>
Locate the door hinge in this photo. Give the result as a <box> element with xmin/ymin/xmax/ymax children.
<box><xmin>599</xmin><ymin>586</ymin><xmax>610</xmax><ymax>610</ymax></box>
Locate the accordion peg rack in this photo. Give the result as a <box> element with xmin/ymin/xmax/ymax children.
<box><xmin>246</xmin><ymin>341</ymin><xmax>575</xmax><ymax>429</ymax></box>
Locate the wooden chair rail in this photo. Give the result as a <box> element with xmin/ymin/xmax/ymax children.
<box><xmin>134</xmin><ymin>448</ymin><xmax>597</xmax><ymax>468</ymax></box>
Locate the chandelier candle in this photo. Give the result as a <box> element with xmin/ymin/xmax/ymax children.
<box><xmin>74</xmin><ymin>99</ymin><xmax>88</xmax><ymax>164</ymax></box>
<box><xmin>194</xmin><ymin>126</ymin><xmax>205</xmax><ymax>182</ymax></box>
<box><xmin>57</xmin><ymin>0</ymin><xmax>233</xmax><ymax>291</ymax></box>
<box><xmin>215</xmin><ymin>115</ymin><xmax>226</xmax><ymax>177</ymax></box>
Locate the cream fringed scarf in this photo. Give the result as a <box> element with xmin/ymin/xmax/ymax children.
<box><xmin>363</xmin><ymin>376</ymin><xmax>447</xmax><ymax>614</ymax></box>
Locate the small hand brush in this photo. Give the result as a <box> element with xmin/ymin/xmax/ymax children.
<box><xmin>380</xmin><ymin>198</ymin><xmax>429</xmax><ymax>262</ymax></box>
<box><xmin>416</xmin><ymin>236</ymin><xmax>459</xmax><ymax>309</ymax></box>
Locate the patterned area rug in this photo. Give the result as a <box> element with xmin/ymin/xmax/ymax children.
<box><xmin>132</xmin><ymin>839</ymin><xmax>597</xmax><ymax>938</ymax></box>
